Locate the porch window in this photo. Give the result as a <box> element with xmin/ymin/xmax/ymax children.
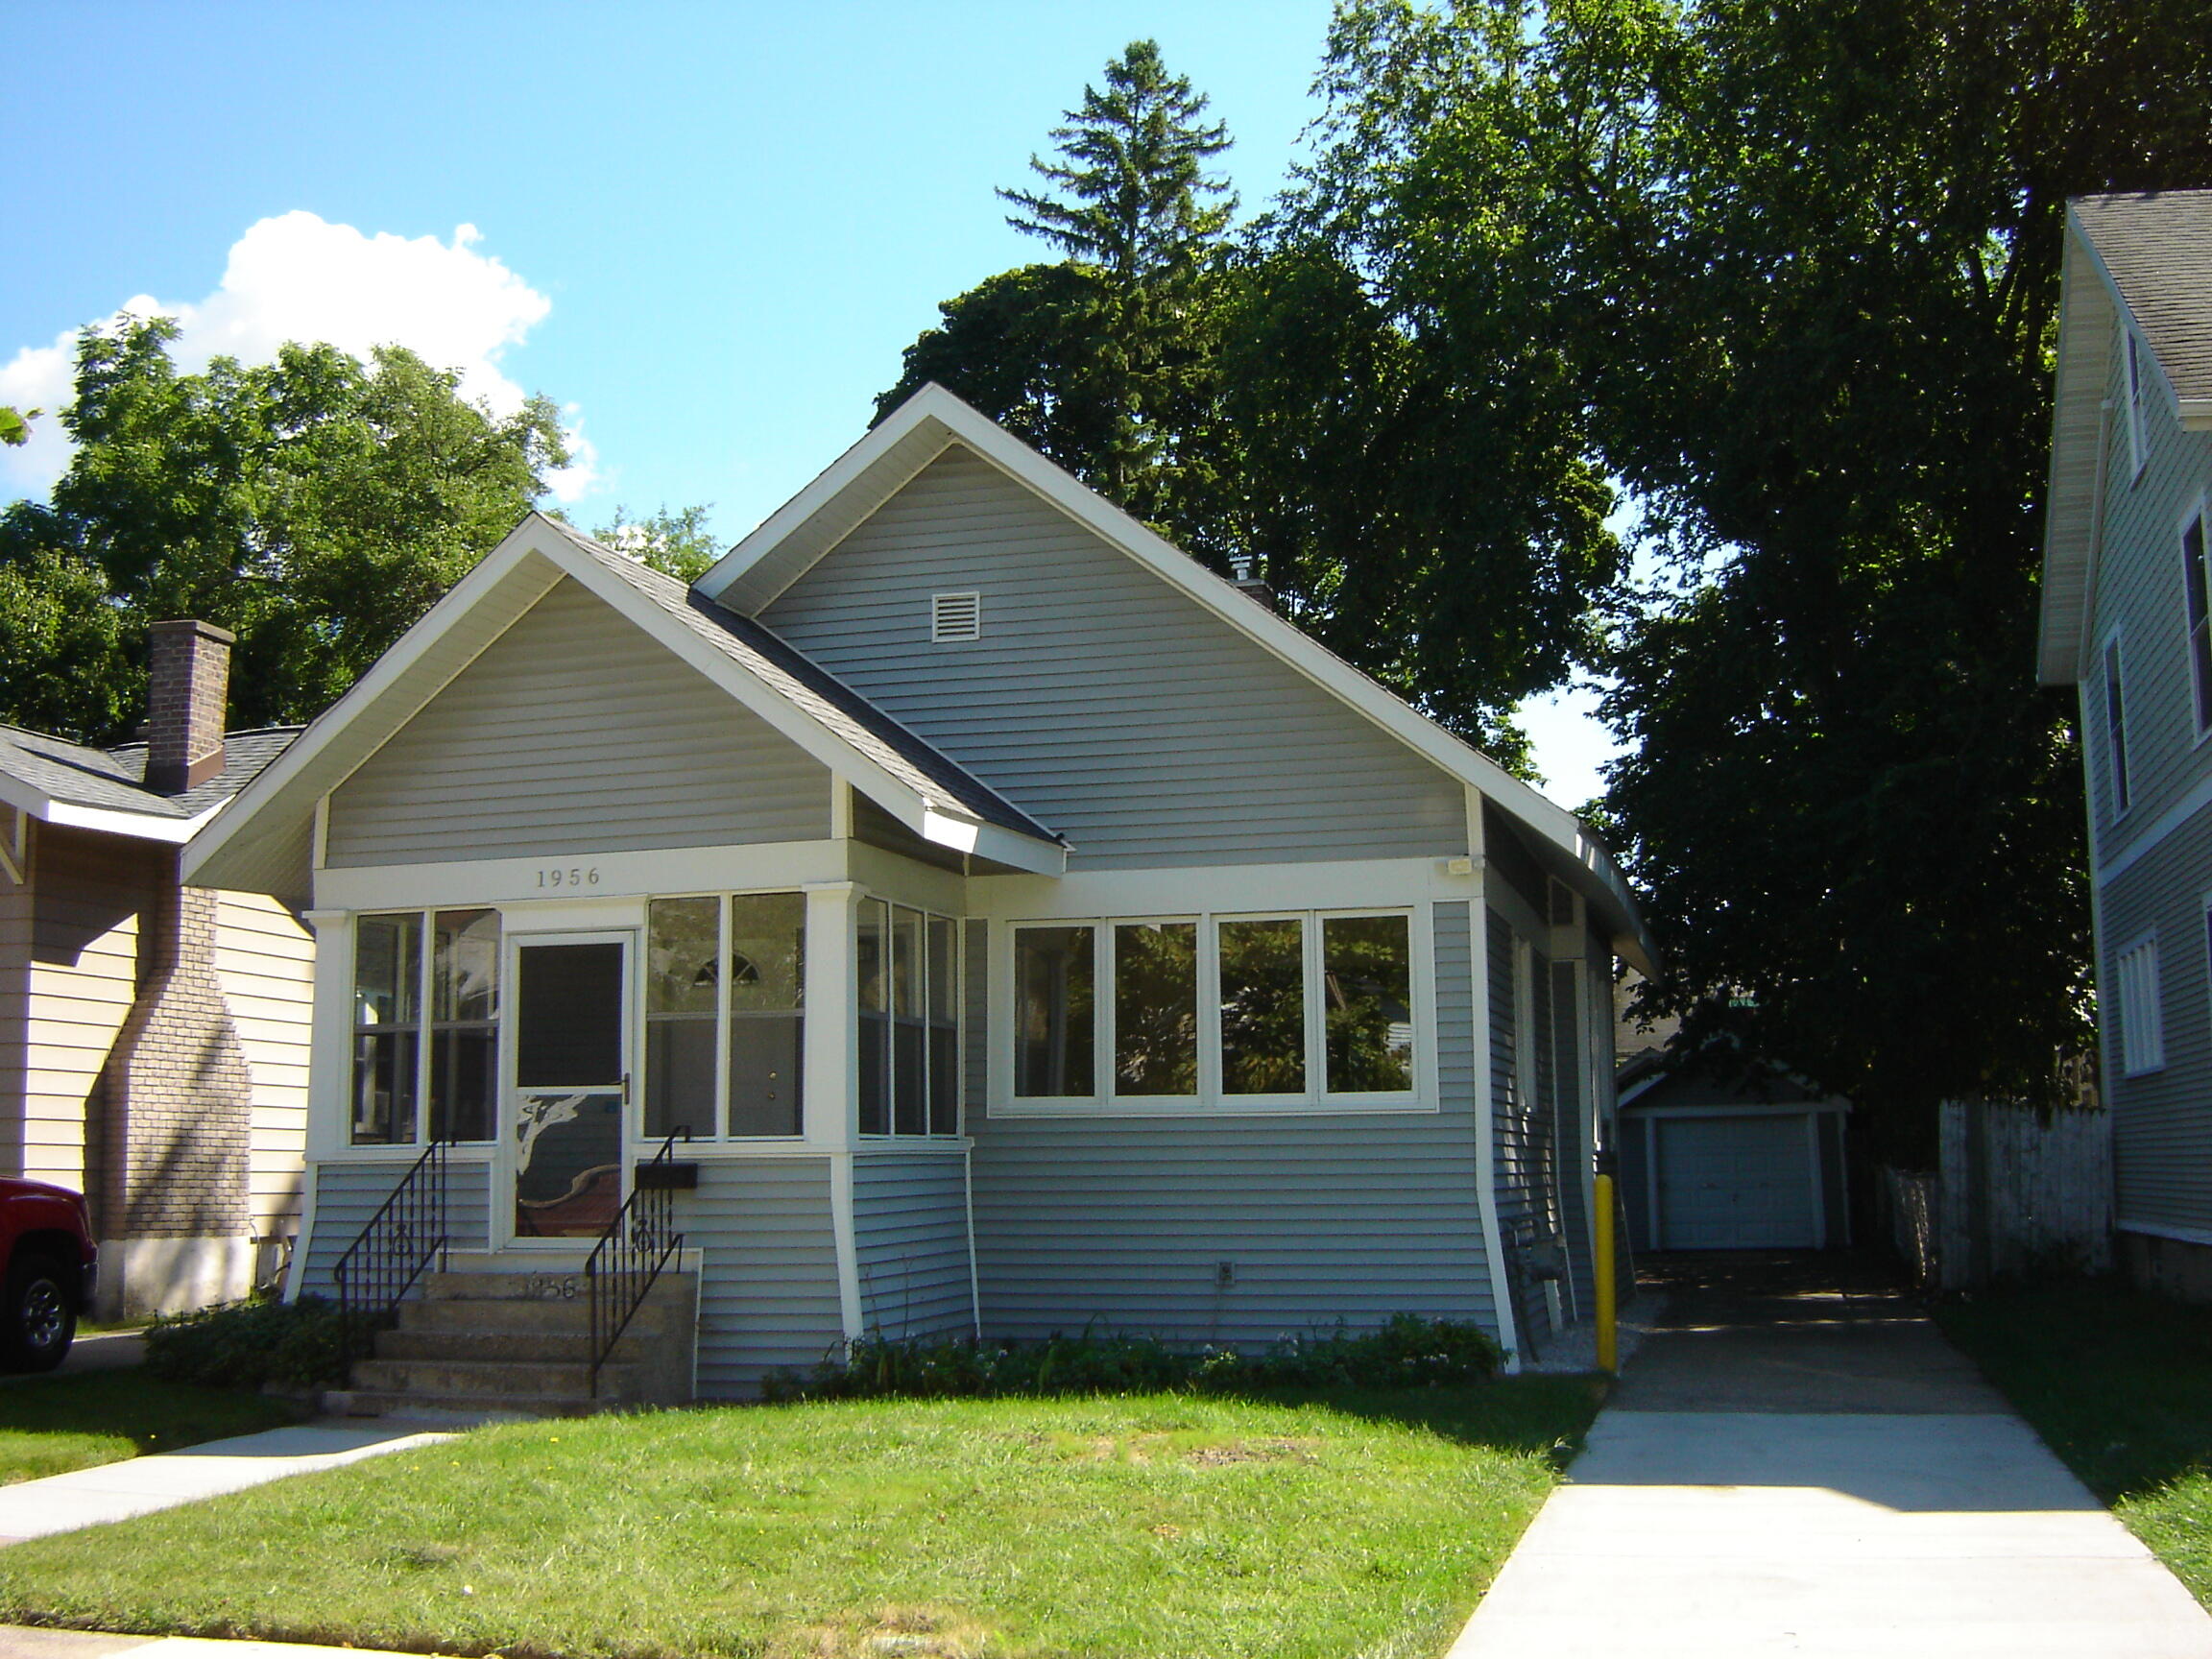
<box><xmin>858</xmin><ymin>899</ymin><xmax>961</xmax><ymax>1136</ymax></box>
<box><xmin>1011</xmin><ymin>910</ymin><xmax>1416</xmax><ymax>1106</ymax></box>
<box><xmin>351</xmin><ymin>909</ymin><xmax>499</xmax><ymax>1146</ymax></box>
<box><xmin>644</xmin><ymin>892</ymin><xmax>805</xmax><ymax>1140</ymax></box>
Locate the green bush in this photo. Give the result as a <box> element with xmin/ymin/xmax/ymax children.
<box><xmin>141</xmin><ymin>1295</ymin><xmax>372</xmax><ymax>1391</ymax></box>
<box><xmin>762</xmin><ymin>1312</ymin><xmax>1503</xmax><ymax>1403</ymax></box>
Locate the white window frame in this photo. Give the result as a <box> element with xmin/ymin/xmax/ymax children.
<box><xmin>2126</xmin><ymin>330</ymin><xmax>2151</xmax><ymax>480</ymax></box>
<box><xmin>854</xmin><ymin>897</ymin><xmax>965</xmax><ymax>1142</ymax></box>
<box><xmin>2114</xmin><ymin>930</ymin><xmax>2165</xmax><ymax>1076</ymax></box>
<box><xmin>349</xmin><ymin>907</ymin><xmax>501</xmax><ymax>1150</ymax></box>
<box><xmin>998</xmin><ymin>905</ymin><xmax>1435</xmax><ymax>1118</ymax></box>
<box><xmin>639</xmin><ymin>886</ymin><xmax>810</xmax><ymax>1145</ymax></box>
<box><xmin>2102</xmin><ymin>627</ymin><xmax>2132</xmax><ymax>821</ymax></box>
<box><xmin>2182</xmin><ymin>496</ymin><xmax>2212</xmax><ymax>742</ymax></box>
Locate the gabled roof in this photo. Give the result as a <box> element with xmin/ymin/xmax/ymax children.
<box><xmin>2076</xmin><ymin>191</ymin><xmax>2212</xmax><ymax>429</ymax></box>
<box><xmin>0</xmin><ymin>722</ymin><xmax>298</xmax><ymax>845</ymax></box>
<box><xmin>701</xmin><ymin>383</ymin><xmax>1656</xmax><ymax>971</ymax></box>
<box><xmin>183</xmin><ymin>515</ymin><xmax>1068</xmax><ymax>900</ymax></box>
<box><xmin>2039</xmin><ymin>190</ymin><xmax>2212</xmax><ymax>685</ymax></box>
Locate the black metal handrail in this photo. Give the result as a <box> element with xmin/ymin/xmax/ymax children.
<box><xmin>587</xmin><ymin>1128</ymin><xmax>689</xmax><ymax>1399</ymax></box>
<box><xmin>332</xmin><ymin>1138</ymin><xmax>450</xmax><ymax>1363</ymax></box>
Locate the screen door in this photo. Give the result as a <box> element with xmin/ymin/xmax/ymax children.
<box><xmin>508</xmin><ymin>934</ymin><xmax>630</xmax><ymax>1240</ymax></box>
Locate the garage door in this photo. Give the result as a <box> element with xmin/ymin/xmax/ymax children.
<box><xmin>1655</xmin><ymin>1114</ymin><xmax>1817</xmax><ymax>1249</ymax></box>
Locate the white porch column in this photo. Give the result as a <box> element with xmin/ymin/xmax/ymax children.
<box><xmin>804</xmin><ymin>881</ymin><xmax>864</xmax><ymax>1339</ymax></box>
<box><xmin>287</xmin><ymin>908</ymin><xmax>353</xmax><ymax>1301</ymax></box>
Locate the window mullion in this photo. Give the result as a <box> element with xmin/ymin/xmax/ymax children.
<box><xmin>713</xmin><ymin>892</ymin><xmax>732</xmax><ymax>1141</ymax></box>
<box><xmin>1304</xmin><ymin>913</ymin><xmax>1325</xmax><ymax>1101</ymax></box>
<box><xmin>1092</xmin><ymin>921</ymin><xmax>1110</xmax><ymax>1102</ymax></box>
<box><xmin>416</xmin><ymin>908</ymin><xmax>435</xmax><ymax>1145</ymax></box>
<box><xmin>1196</xmin><ymin>915</ymin><xmax>1220</xmax><ymax>1103</ymax></box>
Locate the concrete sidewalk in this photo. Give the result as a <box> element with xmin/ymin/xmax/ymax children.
<box><xmin>0</xmin><ymin>1632</ymin><xmax>421</xmax><ymax>1659</ymax></box>
<box><xmin>1450</xmin><ymin>1254</ymin><xmax>2212</xmax><ymax>1658</ymax></box>
<box><xmin>0</xmin><ymin>1423</ymin><xmax>450</xmax><ymax>1545</ymax></box>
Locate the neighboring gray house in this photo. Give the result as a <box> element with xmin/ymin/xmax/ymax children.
<box><xmin>2039</xmin><ymin>189</ymin><xmax>2212</xmax><ymax>1301</ymax></box>
<box><xmin>188</xmin><ymin>386</ymin><xmax>1654</xmax><ymax>1406</ymax></box>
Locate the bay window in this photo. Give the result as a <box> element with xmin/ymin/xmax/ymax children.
<box><xmin>1012</xmin><ymin>910</ymin><xmax>1418</xmax><ymax>1107</ymax></box>
<box><xmin>352</xmin><ymin>909</ymin><xmax>499</xmax><ymax>1145</ymax></box>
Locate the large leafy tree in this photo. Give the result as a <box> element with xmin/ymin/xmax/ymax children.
<box><xmin>0</xmin><ymin>316</ymin><xmax>567</xmax><ymax>742</ymax></box>
<box><xmin>1308</xmin><ymin>0</ymin><xmax>2212</xmax><ymax>1154</ymax></box>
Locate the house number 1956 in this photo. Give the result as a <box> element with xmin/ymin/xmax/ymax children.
<box><xmin>536</xmin><ymin>866</ymin><xmax>601</xmax><ymax>888</ymax></box>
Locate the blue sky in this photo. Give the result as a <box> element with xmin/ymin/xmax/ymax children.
<box><xmin>0</xmin><ymin>1</ymin><xmax>1623</xmax><ymax>802</ymax></box>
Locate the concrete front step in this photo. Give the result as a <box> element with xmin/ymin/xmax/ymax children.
<box><xmin>350</xmin><ymin>1356</ymin><xmax>647</xmax><ymax>1402</ymax></box>
<box><xmin>397</xmin><ymin>1293</ymin><xmax>689</xmax><ymax>1338</ymax></box>
<box><xmin>375</xmin><ymin>1329</ymin><xmax>594</xmax><ymax>1364</ymax></box>
<box><xmin>328</xmin><ymin>1388</ymin><xmax>604</xmax><ymax>1421</ymax></box>
<box><xmin>421</xmin><ymin>1269</ymin><xmax>696</xmax><ymax>1302</ymax></box>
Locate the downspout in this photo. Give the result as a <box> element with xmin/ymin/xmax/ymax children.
<box><xmin>1465</xmin><ymin>793</ymin><xmax>1524</xmax><ymax>1371</ymax></box>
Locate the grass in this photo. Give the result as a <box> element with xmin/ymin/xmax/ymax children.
<box><xmin>1938</xmin><ymin>1280</ymin><xmax>2212</xmax><ymax>1606</ymax></box>
<box><xmin>0</xmin><ymin>1369</ymin><xmax>303</xmax><ymax>1486</ymax></box>
<box><xmin>0</xmin><ymin>1378</ymin><xmax>1599</xmax><ymax>1659</ymax></box>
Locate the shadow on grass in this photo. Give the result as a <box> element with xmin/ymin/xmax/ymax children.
<box><xmin>1232</xmin><ymin>1375</ymin><xmax>1605</xmax><ymax>1469</ymax></box>
<box><xmin>1937</xmin><ymin>1278</ymin><xmax>2212</xmax><ymax>1503</ymax></box>
<box><xmin>0</xmin><ymin>1368</ymin><xmax>302</xmax><ymax>1460</ymax></box>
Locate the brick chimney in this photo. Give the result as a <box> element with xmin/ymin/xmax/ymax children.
<box><xmin>145</xmin><ymin>619</ymin><xmax>233</xmax><ymax>795</ymax></box>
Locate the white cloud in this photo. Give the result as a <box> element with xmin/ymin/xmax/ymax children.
<box><xmin>0</xmin><ymin>211</ymin><xmax>594</xmax><ymax>499</ymax></box>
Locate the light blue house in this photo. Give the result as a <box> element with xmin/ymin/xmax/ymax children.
<box><xmin>188</xmin><ymin>386</ymin><xmax>1654</xmax><ymax>1407</ymax></box>
<box><xmin>2039</xmin><ymin>189</ymin><xmax>2212</xmax><ymax>1300</ymax></box>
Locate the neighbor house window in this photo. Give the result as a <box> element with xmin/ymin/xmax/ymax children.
<box><xmin>2127</xmin><ymin>331</ymin><xmax>2150</xmax><ymax>477</ymax></box>
<box><xmin>2185</xmin><ymin>508</ymin><xmax>2212</xmax><ymax>735</ymax></box>
<box><xmin>1012</xmin><ymin>910</ymin><xmax>1417</xmax><ymax>1106</ymax></box>
<box><xmin>2115</xmin><ymin>933</ymin><xmax>2164</xmax><ymax>1075</ymax></box>
<box><xmin>857</xmin><ymin>900</ymin><xmax>960</xmax><ymax>1136</ymax></box>
<box><xmin>645</xmin><ymin>892</ymin><xmax>805</xmax><ymax>1140</ymax></box>
<box><xmin>2104</xmin><ymin>633</ymin><xmax>2131</xmax><ymax>817</ymax></box>
<box><xmin>352</xmin><ymin>909</ymin><xmax>499</xmax><ymax>1146</ymax></box>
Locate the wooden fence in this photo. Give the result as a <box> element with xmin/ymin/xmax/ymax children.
<box><xmin>1936</xmin><ymin>1098</ymin><xmax>2112</xmax><ymax>1287</ymax></box>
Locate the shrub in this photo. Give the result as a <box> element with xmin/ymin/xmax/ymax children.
<box><xmin>762</xmin><ymin>1313</ymin><xmax>1502</xmax><ymax>1403</ymax></box>
<box><xmin>142</xmin><ymin>1295</ymin><xmax>371</xmax><ymax>1391</ymax></box>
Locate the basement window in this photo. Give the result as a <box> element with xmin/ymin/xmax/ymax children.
<box><xmin>932</xmin><ymin>590</ymin><xmax>981</xmax><ymax>642</ymax></box>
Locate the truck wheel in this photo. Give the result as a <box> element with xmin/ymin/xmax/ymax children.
<box><xmin>1</xmin><ymin>1254</ymin><xmax>76</xmax><ymax>1372</ymax></box>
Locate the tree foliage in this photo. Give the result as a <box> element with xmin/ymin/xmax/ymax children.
<box><xmin>592</xmin><ymin>502</ymin><xmax>722</xmax><ymax>584</ymax></box>
<box><xmin>879</xmin><ymin>36</ymin><xmax>1630</xmax><ymax>766</ymax></box>
<box><xmin>1307</xmin><ymin>0</ymin><xmax>2212</xmax><ymax>1152</ymax></box>
<box><xmin>0</xmin><ymin>317</ymin><xmax>567</xmax><ymax>743</ymax></box>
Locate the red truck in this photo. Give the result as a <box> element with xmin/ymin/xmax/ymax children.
<box><xmin>0</xmin><ymin>1178</ymin><xmax>96</xmax><ymax>1371</ymax></box>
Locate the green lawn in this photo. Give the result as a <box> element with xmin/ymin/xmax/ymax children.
<box><xmin>1938</xmin><ymin>1281</ymin><xmax>2212</xmax><ymax>1606</ymax></box>
<box><xmin>0</xmin><ymin>1370</ymin><xmax>303</xmax><ymax>1486</ymax></box>
<box><xmin>0</xmin><ymin>1380</ymin><xmax>1599</xmax><ymax>1659</ymax></box>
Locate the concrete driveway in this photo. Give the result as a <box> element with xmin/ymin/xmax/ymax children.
<box><xmin>1451</xmin><ymin>1253</ymin><xmax>2212</xmax><ymax>1658</ymax></box>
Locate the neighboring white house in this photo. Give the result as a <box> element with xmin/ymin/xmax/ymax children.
<box><xmin>189</xmin><ymin>385</ymin><xmax>1655</xmax><ymax>1400</ymax></box>
<box><xmin>2039</xmin><ymin>188</ymin><xmax>2212</xmax><ymax>1301</ymax></box>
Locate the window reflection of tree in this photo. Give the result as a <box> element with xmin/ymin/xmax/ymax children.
<box><xmin>1220</xmin><ymin>919</ymin><xmax>1306</xmax><ymax>1094</ymax></box>
<box><xmin>1115</xmin><ymin>922</ymin><xmax>1196</xmax><ymax>1094</ymax></box>
<box><xmin>1324</xmin><ymin>916</ymin><xmax>1412</xmax><ymax>1093</ymax></box>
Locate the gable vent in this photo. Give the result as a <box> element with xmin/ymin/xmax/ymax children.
<box><xmin>932</xmin><ymin>590</ymin><xmax>981</xmax><ymax>642</ymax></box>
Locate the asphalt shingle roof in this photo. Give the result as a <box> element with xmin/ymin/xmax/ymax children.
<box><xmin>2075</xmin><ymin>189</ymin><xmax>2212</xmax><ymax>405</ymax></box>
<box><xmin>0</xmin><ymin>723</ymin><xmax>300</xmax><ymax>822</ymax></box>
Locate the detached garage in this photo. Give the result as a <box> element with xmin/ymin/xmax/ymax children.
<box><xmin>1617</xmin><ymin>1058</ymin><xmax>1851</xmax><ymax>1251</ymax></box>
